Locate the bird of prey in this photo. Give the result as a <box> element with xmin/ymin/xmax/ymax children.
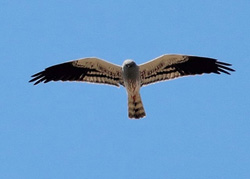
<box><xmin>30</xmin><ymin>54</ymin><xmax>234</xmax><ymax>119</ymax></box>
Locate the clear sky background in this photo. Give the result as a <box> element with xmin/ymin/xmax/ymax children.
<box><xmin>1</xmin><ymin>1</ymin><xmax>250</xmax><ymax>178</ymax></box>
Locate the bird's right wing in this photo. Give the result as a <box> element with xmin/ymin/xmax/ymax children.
<box><xmin>139</xmin><ymin>54</ymin><xmax>234</xmax><ymax>86</ymax></box>
<box><xmin>29</xmin><ymin>57</ymin><xmax>124</xmax><ymax>87</ymax></box>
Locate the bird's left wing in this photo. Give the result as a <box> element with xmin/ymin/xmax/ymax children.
<box><xmin>139</xmin><ymin>54</ymin><xmax>235</xmax><ymax>86</ymax></box>
<box><xmin>29</xmin><ymin>57</ymin><xmax>124</xmax><ymax>87</ymax></box>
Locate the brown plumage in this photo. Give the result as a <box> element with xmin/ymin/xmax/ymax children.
<box><xmin>30</xmin><ymin>54</ymin><xmax>235</xmax><ymax>119</ymax></box>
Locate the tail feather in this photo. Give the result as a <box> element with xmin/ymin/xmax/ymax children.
<box><xmin>128</xmin><ymin>93</ymin><xmax>146</xmax><ymax>119</ymax></box>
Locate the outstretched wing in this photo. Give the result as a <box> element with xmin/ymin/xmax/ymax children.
<box><xmin>139</xmin><ymin>54</ymin><xmax>235</xmax><ymax>86</ymax></box>
<box><xmin>29</xmin><ymin>57</ymin><xmax>124</xmax><ymax>87</ymax></box>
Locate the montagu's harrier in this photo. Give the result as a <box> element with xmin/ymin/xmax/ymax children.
<box><xmin>30</xmin><ymin>54</ymin><xmax>235</xmax><ymax>119</ymax></box>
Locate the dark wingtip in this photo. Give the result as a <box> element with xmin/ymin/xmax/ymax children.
<box><xmin>29</xmin><ymin>77</ymin><xmax>37</xmax><ymax>84</ymax></box>
<box><xmin>216</xmin><ymin>61</ymin><xmax>232</xmax><ymax>66</ymax></box>
<box><xmin>31</xmin><ymin>71</ymin><xmax>43</xmax><ymax>77</ymax></box>
<box><xmin>216</xmin><ymin>61</ymin><xmax>235</xmax><ymax>75</ymax></box>
<box><xmin>29</xmin><ymin>71</ymin><xmax>45</xmax><ymax>85</ymax></box>
<box><xmin>218</xmin><ymin>68</ymin><xmax>230</xmax><ymax>75</ymax></box>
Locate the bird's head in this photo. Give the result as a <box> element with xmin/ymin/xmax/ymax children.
<box><xmin>122</xmin><ymin>59</ymin><xmax>137</xmax><ymax>69</ymax></box>
<box><xmin>122</xmin><ymin>59</ymin><xmax>140</xmax><ymax>80</ymax></box>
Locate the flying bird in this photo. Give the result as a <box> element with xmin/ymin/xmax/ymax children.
<box><xmin>29</xmin><ymin>54</ymin><xmax>235</xmax><ymax>119</ymax></box>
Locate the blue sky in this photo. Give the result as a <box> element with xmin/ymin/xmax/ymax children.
<box><xmin>1</xmin><ymin>0</ymin><xmax>250</xmax><ymax>178</ymax></box>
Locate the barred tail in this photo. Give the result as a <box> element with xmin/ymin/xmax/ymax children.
<box><xmin>128</xmin><ymin>92</ymin><xmax>146</xmax><ymax>119</ymax></box>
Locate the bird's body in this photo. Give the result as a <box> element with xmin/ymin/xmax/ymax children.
<box><xmin>30</xmin><ymin>54</ymin><xmax>235</xmax><ymax>119</ymax></box>
<box><xmin>122</xmin><ymin>60</ymin><xmax>145</xmax><ymax>118</ymax></box>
